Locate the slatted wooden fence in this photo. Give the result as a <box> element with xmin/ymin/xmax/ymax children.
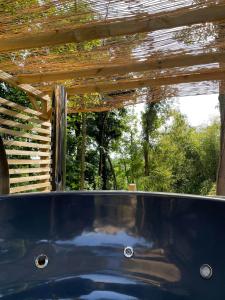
<box><xmin>0</xmin><ymin>96</ymin><xmax>52</xmax><ymax>193</ymax></box>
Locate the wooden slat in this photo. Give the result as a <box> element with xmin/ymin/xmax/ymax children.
<box><xmin>0</xmin><ymin>118</ymin><xmax>50</xmax><ymax>134</ymax></box>
<box><xmin>0</xmin><ymin>127</ymin><xmax>51</xmax><ymax>142</ymax></box>
<box><xmin>6</xmin><ymin>149</ymin><xmax>50</xmax><ymax>157</ymax></box>
<box><xmin>9</xmin><ymin>167</ymin><xmax>50</xmax><ymax>175</ymax></box>
<box><xmin>0</xmin><ymin>97</ymin><xmax>43</xmax><ymax>117</ymax></box>
<box><xmin>40</xmin><ymin>119</ymin><xmax>52</xmax><ymax>191</ymax></box>
<box><xmin>8</xmin><ymin>159</ymin><xmax>51</xmax><ymax>165</ymax></box>
<box><xmin>10</xmin><ymin>174</ymin><xmax>50</xmax><ymax>184</ymax></box>
<box><xmin>66</xmin><ymin>69</ymin><xmax>225</xmax><ymax>94</ymax></box>
<box><xmin>16</xmin><ymin>52</ymin><xmax>225</xmax><ymax>83</ymax></box>
<box><xmin>28</xmin><ymin>95</ymin><xmax>42</xmax><ymax>113</ymax></box>
<box><xmin>0</xmin><ymin>106</ymin><xmax>51</xmax><ymax>126</ymax></box>
<box><xmin>19</xmin><ymin>83</ymin><xmax>51</xmax><ymax>104</ymax></box>
<box><xmin>10</xmin><ymin>182</ymin><xmax>51</xmax><ymax>194</ymax></box>
<box><xmin>68</xmin><ymin>107</ymin><xmax>111</xmax><ymax>113</ymax></box>
<box><xmin>3</xmin><ymin>140</ymin><xmax>51</xmax><ymax>150</ymax></box>
<box><xmin>0</xmin><ymin>4</ymin><xmax>225</xmax><ymax>52</ymax></box>
<box><xmin>0</xmin><ymin>71</ymin><xmax>50</xmax><ymax>105</ymax></box>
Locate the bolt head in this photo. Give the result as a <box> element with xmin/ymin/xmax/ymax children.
<box><xmin>124</xmin><ymin>246</ymin><xmax>134</xmax><ymax>258</ymax></box>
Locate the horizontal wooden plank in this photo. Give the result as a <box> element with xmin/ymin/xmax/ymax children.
<box><xmin>0</xmin><ymin>71</ymin><xmax>50</xmax><ymax>106</ymax></box>
<box><xmin>0</xmin><ymin>97</ymin><xmax>43</xmax><ymax>117</ymax></box>
<box><xmin>3</xmin><ymin>140</ymin><xmax>51</xmax><ymax>150</ymax></box>
<box><xmin>0</xmin><ymin>118</ymin><xmax>50</xmax><ymax>134</ymax></box>
<box><xmin>19</xmin><ymin>84</ymin><xmax>50</xmax><ymax>103</ymax></box>
<box><xmin>10</xmin><ymin>174</ymin><xmax>50</xmax><ymax>184</ymax></box>
<box><xmin>17</xmin><ymin>51</ymin><xmax>225</xmax><ymax>83</ymax></box>
<box><xmin>10</xmin><ymin>182</ymin><xmax>51</xmax><ymax>194</ymax></box>
<box><xmin>8</xmin><ymin>159</ymin><xmax>51</xmax><ymax>165</ymax></box>
<box><xmin>0</xmin><ymin>106</ymin><xmax>51</xmax><ymax>126</ymax></box>
<box><xmin>9</xmin><ymin>167</ymin><xmax>50</xmax><ymax>175</ymax></box>
<box><xmin>0</xmin><ymin>127</ymin><xmax>51</xmax><ymax>142</ymax></box>
<box><xmin>1</xmin><ymin>4</ymin><xmax>225</xmax><ymax>52</ymax></box>
<box><xmin>6</xmin><ymin>149</ymin><xmax>50</xmax><ymax>157</ymax></box>
<box><xmin>66</xmin><ymin>69</ymin><xmax>225</xmax><ymax>94</ymax></box>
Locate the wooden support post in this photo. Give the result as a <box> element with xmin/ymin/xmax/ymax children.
<box><xmin>216</xmin><ymin>85</ymin><xmax>225</xmax><ymax>195</ymax></box>
<box><xmin>128</xmin><ymin>184</ymin><xmax>137</xmax><ymax>191</ymax></box>
<box><xmin>0</xmin><ymin>136</ymin><xmax>9</xmax><ymax>194</ymax></box>
<box><xmin>51</xmin><ymin>85</ymin><xmax>67</xmax><ymax>191</ymax></box>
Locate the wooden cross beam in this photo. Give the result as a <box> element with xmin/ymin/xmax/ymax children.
<box><xmin>64</xmin><ymin>69</ymin><xmax>225</xmax><ymax>94</ymax></box>
<box><xmin>68</xmin><ymin>106</ymin><xmax>120</xmax><ymax>113</ymax></box>
<box><xmin>1</xmin><ymin>4</ymin><xmax>225</xmax><ymax>52</ymax></box>
<box><xmin>15</xmin><ymin>52</ymin><xmax>225</xmax><ymax>83</ymax></box>
<box><xmin>0</xmin><ymin>70</ymin><xmax>51</xmax><ymax>118</ymax></box>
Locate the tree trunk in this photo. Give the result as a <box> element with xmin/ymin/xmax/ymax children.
<box><xmin>130</xmin><ymin>131</ymin><xmax>135</xmax><ymax>183</ymax></box>
<box><xmin>102</xmin><ymin>150</ymin><xmax>108</xmax><ymax>190</ymax></box>
<box><xmin>80</xmin><ymin>113</ymin><xmax>86</xmax><ymax>190</ymax></box>
<box><xmin>144</xmin><ymin>142</ymin><xmax>150</xmax><ymax>176</ymax></box>
<box><xmin>123</xmin><ymin>159</ymin><xmax>129</xmax><ymax>185</ymax></box>
<box><xmin>143</xmin><ymin>102</ymin><xmax>154</xmax><ymax>177</ymax></box>
<box><xmin>107</xmin><ymin>154</ymin><xmax>117</xmax><ymax>189</ymax></box>
<box><xmin>98</xmin><ymin>112</ymin><xmax>108</xmax><ymax>189</ymax></box>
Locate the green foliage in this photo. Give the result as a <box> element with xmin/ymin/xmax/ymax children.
<box><xmin>112</xmin><ymin>107</ymin><xmax>219</xmax><ymax>195</ymax></box>
<box><xmin>0</xmin><ymin>82</ymin><xmax>30</xmax><ymax>107</ymax></box>
<box><xmin>66</xmin><ymin>109</ymin><xmax>127</xmax><ymax>190</ymax></box>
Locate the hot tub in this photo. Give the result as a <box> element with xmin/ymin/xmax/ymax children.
<box><xmin>0</xmin><ymin>191</ymin><xmax>224</xmax><ymax>299</ymax></box>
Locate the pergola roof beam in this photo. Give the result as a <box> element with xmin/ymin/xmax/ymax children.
<box><xmin>1</xmin><ymin>4</ymin><xmax>225</xmax><ymax>52</ymax></box>
<box><xmin>16</xmin><ymin>52</ymin><xmax>225</xmax><ymax>83</ymax></box>
<box><xmin>65</xmin><ymin>69</ymin><xmax>225</xmax><ymax>94</ymax></box>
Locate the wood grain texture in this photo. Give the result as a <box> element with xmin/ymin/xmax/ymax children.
<box><xmin>9</xmin><ymin>167</ymin><xmax>51</xmax><ymax>175</ymax></box>
<box><xmin>16</xmin><ymin>52</ymin><xmax>225</xmax><ymax>83</ymax></box>
<box><xmin>3</xmin><ymin>140</ymin><xmax>51</xmax><ymax>150</ymax></box>
<box><xmin>66</xmin><ymin>69</ymin><xmax>225</xmax><ymax>94</ymax></box>
<box><xmin>0</xmin><ymin>118</ymin><xmax>50</xmax><ymax>134</ymax></box>
<box><xmin>10</xmin><ymin>174</ymin><xmax>50</xmax><ymax>184</ymax></box>
<box><xmin>6</xmin><ymin>149</ymin><xmax>50</xmax><ymax>157</ymax></box>
<box><xmin>0</xmin><ymin>5</ymin><xmax>225</xmax><ymax>51</ymax></box>
<box><xmin>8</xmin><ymin>159</ymin><xmax>51</xmax><ymax>165</ymax></box>
<box><xmin>10</xmin><ymin>182</ymin><xmax>51</xmax><ymax>193</ymax></box>
<box><xmin>0</xmin><ymin>127</ymin><xmax>51</xmax><ymax>142</ymax></box>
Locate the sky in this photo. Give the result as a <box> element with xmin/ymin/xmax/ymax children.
<box><xmin>135</xmin><ymin>94</ymin><xmax>220</xmax><ymax>127</ymax></box>
<box><xmin>176</xmin><ymin>94</ymin><xmax>219</xmax><ymax>127</ymax></box>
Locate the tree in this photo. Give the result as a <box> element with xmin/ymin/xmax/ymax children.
<box><xmin>113</xmin><ymin>107</ymin><xmax>143</xmax><ymax>189</ymax></box>
<box><xmin>113</xmin><ymin>106</ymin><xmax>219</xmax><ymax>195</ymax></box>
<box><xmin>142</xmin><ymin>92</ymin><xmax>171</xmax><ymax>176</ymax></box>
<box><xmin>88</xmin><ymin>109</ymin><xmax>127</xmax><ymax>190</ymax></box>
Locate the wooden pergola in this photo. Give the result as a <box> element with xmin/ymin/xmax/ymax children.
<box><xmin>0</xmin><ymin>0</ymin><xmax>225</xmax><ymax>193</ymax></box>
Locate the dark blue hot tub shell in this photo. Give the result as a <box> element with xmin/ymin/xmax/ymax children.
<box><xmin>0</xmin><ymin>191</ymin><xmax>224</xmax><ymax>299</ymax></box>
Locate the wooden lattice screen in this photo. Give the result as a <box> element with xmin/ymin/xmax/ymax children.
<box><xmin>0</xmin><ymin>96</ymin><xmax>52</xmax><ymax>194</ymax></box>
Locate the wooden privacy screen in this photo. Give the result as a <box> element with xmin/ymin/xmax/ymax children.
<box><xmin>0</xmin><ymin>96</ymin><xmax>52</xmax><ymax>193</ymax></box>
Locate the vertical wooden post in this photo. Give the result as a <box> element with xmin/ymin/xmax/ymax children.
<box><xmin>216</xmin><ymin>91</ymin><xmax>225</xmax><ymax>195</ymax></box>
<box><xmin>0</xmin><ymin>136</ymin><xmax>9</xmax><ymax>194</ymax></box>
<box><xmin>128</xmin><ymin>183</ymin><xmax>137</xmax><ymax>191</ymax></box>
<box><xmin>51</xmin><ymin>85</ymin><xmax>67</xmax><ymax>191</ymax></box>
